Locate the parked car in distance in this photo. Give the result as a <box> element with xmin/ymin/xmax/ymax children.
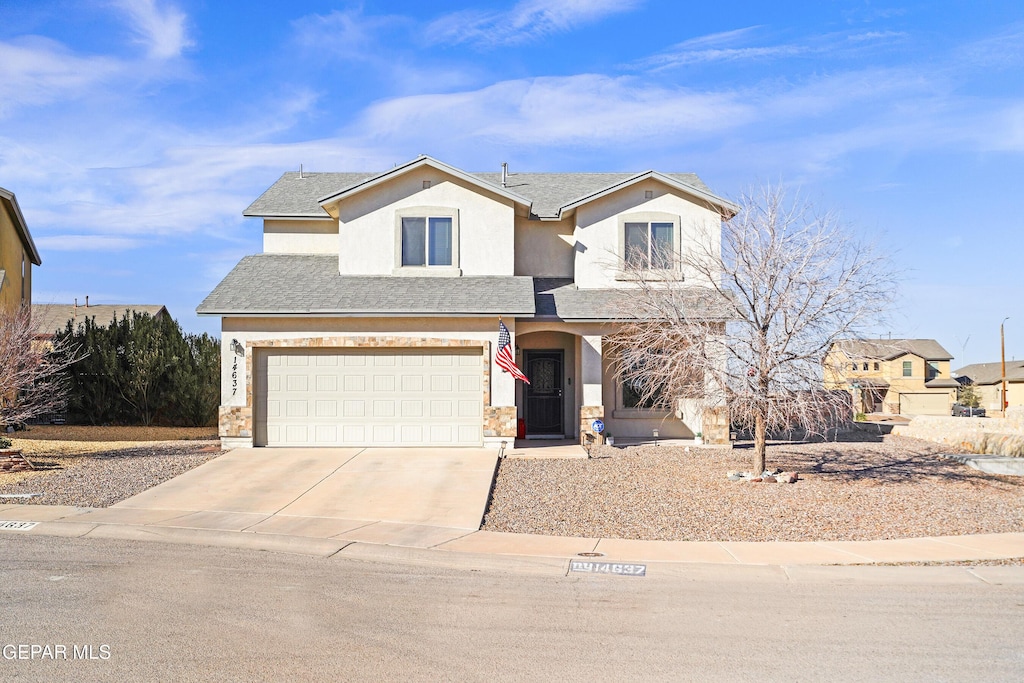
<box><xmin>951</xmin><ymin>403</ymin><xmax>986</xmax><ymax>417</ymax></box>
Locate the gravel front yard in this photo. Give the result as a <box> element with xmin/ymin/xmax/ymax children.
<box><xmin>1</xmin><ymin>430</ymin><xmax>219</xmax><ymax>508</ymax></box>
<box><xmin>482</xmin><ymin>435</ymin><xmax>1024</xmax><ymax>542</ymax></box>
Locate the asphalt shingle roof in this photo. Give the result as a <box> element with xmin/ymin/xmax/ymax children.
<box><xmin>834</xmin><ymin>338</ymin><xmax>954</xmax><ymax>361</ymax></box>
<box><xmin>533</xmin><ymin>278</ymin><xmax>733</xmax><ymax>321</ymax></box>
<box><xmin>196</xmin><ymin>255</ymin><xmax>536</xmax><ymax>316</ymax></box>
<box><xmin>244</xmin><ymin>170</ymin><xmax>718</xmax><ymax>220</ymax></box>
<box><xmin>33</xmin><ymin>304</ymin><xmax>169</xmax><ymax>336</ymax></box>
<box><xmin>198</xmin><ymin>258</ymin><xmax>733</xmax><ymax>320</ymax></box>
<box><xmin>954</xmin><ymin>361</ymin><xmax>1024</xmax><ymax>385</ymax></box>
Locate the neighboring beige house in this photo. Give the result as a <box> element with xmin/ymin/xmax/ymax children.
<box><xmin>199</xmin><ymin>156</ymin><xmax>737</xmax><ymax>450</ymax></box>
<box><xmin>33</xmin><ymin>301</ymin><xmax>169</xmax><ymax>343</ymax></box>
<box><xmin>824</xmin><ymin>339</ymin><xmax>959</xmax><ymax>416</ymax></box>
<box><xmin>953</xmin><ymin>361</ymin><xmax>1024</xmax><ymax>412</ymax></box>
<box><xmin>0</xmin><ymin>187</ymin><xmax>42</xmax><ymax>315</ymax></box>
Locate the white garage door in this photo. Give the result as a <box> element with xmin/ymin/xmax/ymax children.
<box><xmin>899</xmin><ymin>393</ymin><xmax>949</xmax><ymax>416</ymax></box>
<box><xmin>255</xmin><ymin>348</ymin><xmax>483</xmax><ymax>447</ymax></box>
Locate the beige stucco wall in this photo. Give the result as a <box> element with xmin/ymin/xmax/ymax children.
<box><xmin>976</xmin><ymin>381</ymin><xmax>1024</xmax><ymax>411</ymax></box>
<box><xmin>514</xmin><ymin>216</ymin><xmax>574</xmax><ymax>277</ymax></box>
<box><xmin>220</xmin><ymin>316</ymin><xmax>517</xmax><ymax>412</ymax></box>
<box><xmin>334</xmin><ymin>170</ymin><xmax>516</xmax><ymax>277</ymax></box>
<box><xmin>263</xmin><ymin>219</ymin><xmax>338</xmax><ymax>254</ymax></box>
<box><xmin>572</xmin><ymin>179</ymin><xmax>722</xmax><ymax>290</ymax></box>
<box><xmin>0</xmin><ymin>202</ymin><xmax>31</xmax><ymax>313</ymax></box>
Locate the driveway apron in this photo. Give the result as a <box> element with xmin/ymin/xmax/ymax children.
<box><xmin>113</xmin><ymin>448</ymin><xmax>499</xmax><ymax>531</ymax></box>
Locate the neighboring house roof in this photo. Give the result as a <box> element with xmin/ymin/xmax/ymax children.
<box><xmin>532</xmin><ymin>278</ymin><xmax>734</xmax><ymax>321</ymax></box>
<box><xmin>197</xmin><ymin>255</ymin><xmax>536</xmax><ymax>316</ymax></box>
<box><xmin>832</xmin><ymin>338</ymin><xmax>954</xmax><ymax>361</ymax></box>
<box><xmin>954</xmin><ymin>361</ymin><xmax>1024</xmax><ymax>385</ymax></box>
<box><xmin>244</xmin><ymin>157</ymin><xmax>734</xmax><ymax>221</ymax></box>
<box><xmin>32</xmin><ymin>304</ymin><xmax>169</xmax><ymax>337</ymax></box>
<box><xmin>0</xmin><ymin>187</ymin><xmax>42</xmax><ymax>266</ymax></box>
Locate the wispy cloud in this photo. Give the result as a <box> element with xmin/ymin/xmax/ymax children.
<box><xmin>426</xmin><ymin>0</ymin><xmax>642</xmax><ymax>47</ymax></box>
<box><xmin>637</xmin><ymin>26</ymin><xmax>906</xmax><ymax>71</ymax></box>
<box><xmin>0</xmin><ymin>37</ymin><xmax>122</xmax><ymax>116</ymax></box>
<box><xmin>111</xmin><ymin>0</ymin><xmax>193</xmax><ymax>59</ymax></box>
<box><xmin>291</xmin><ymin>7</ymin><xmax>405</xmax><ymax>61</ymax></box>
<box><xmin>35</xmin><ymin>235</ymin><xmax>146</xmax><ymax>252</ymax></box>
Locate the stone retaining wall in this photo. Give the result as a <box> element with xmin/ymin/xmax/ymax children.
<box><xmin>892</xmin><ymin>406</ymin><xmax>1024</xmax><ymax>456</ymax></box>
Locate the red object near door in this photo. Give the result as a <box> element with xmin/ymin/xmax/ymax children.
<box><xmin>517</xmin><ymin>418</ymin><xmax>526</xmax><ymax>439</ymax></box>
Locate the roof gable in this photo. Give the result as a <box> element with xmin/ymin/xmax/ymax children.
<box><xmin>242</xmin><ymin>159</ymin><xmax>733</xmax><ymax>222</ymax></box>
<box><xmin>317</xmin><ymin>156</ymin><xmax>531</xmax><ymax>219</ymax></box>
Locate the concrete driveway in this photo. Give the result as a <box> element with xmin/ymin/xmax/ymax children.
<box><xmin>113</xmin><ymin>448</ymin><xmax>499</xmax><ymax>533</ymax></box>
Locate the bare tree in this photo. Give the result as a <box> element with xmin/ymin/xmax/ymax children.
<box><xmin>0</xmin><ymin>305</ymin><xmax>79</xmax><ymax>428</ymax></box>
<box><xmin>610</xmin><ymin>184</ymin><xmax>897</xmax><ymax>474</ymax></box>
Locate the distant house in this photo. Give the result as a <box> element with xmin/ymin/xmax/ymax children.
<box><xmin>33</xmin><ymin>301</ymin><xmax>170</xmax><ymax>342</ymax></box>
<box><xmin>953</xmin><ymin>361</ymin><xmax>1024</xmax><ymax>412</ymax></box>
<box><xmin>0</xmin><ymin>187</ymin><xmax>42</xmax><ymax>314</ymax></box>
<box><xmin>824</xmin><ymin>339</ymin><xmax>959</xmax><ymax>416</ymax></box>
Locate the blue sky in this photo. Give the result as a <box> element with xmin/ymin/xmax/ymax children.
<box><xmin>1</xmin><ymin>0</ymin><xmax>1021</xmax><ymax>366</ymax></box>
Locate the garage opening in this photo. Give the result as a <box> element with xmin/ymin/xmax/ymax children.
<box><xmin>254</xmin><ymin>348</ymin><xmax>483</xmax><ymax>447</ymax></box>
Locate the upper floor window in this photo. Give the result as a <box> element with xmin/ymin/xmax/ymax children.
<box><xmin>394</xmin><ymin>207</ymin><xmax>460</xmax><ymax>275</ymax></box>
<box><xmin>874</xmin><ymin>362</ymin><xmax>880</xmax><ymax>371</ymax></box>
<box><xmin>625</xmin><ymin>221</ymin><xmax>674</xmax><ymax>269</ymax></box>
<box><xmin>401</xmin><ymin>216</ymin><xmax>451</xmax><ymax>266</ymax></box>
<box><xmin>902</xmin><ymin>360</ymin><xmax>913</xmax><ymax>377</ymax></box>
<box><xmin>618</xmin><ymin>212</ymin><xmax>680</xmax><ymax>277</ymax></box>
<box><xmin>926</xmin><ymin>361</ymin><xmax>940</xmax><ymax>380</ymax></box>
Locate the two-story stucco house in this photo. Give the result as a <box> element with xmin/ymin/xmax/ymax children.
<box><xmin>823</xmin><ymin>338</ymin><xmax>959</xmax><ymax>416</ymax></box>
<box><xmin>198</xmin><ymin>156</ymin><xmax>737</xmax><ymax>450</ymax></box>
<box><xmin>0</xmin><ymin>187</ymin><xmax>41</xmax><ymax>314</ymax></box>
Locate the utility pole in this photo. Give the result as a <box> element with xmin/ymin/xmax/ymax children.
<box><xmin>1001</xmin><ymin>318</ymin><xmax>1009</xmax><ymax>414</ymax></box>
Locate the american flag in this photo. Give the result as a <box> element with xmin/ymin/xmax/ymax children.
<box><xmin>496</xmin><ymin>321</ymin><xmax>530</xmax><ymax>384</ymax></box>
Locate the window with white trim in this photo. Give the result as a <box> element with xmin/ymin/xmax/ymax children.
<box><xmin>401</xmin><ymin>216</ymin><xmax>452</xmax><ymax>266</ymax></box>
<box><xmin>618</xmin><ymin>212</ymin><xmax>680</xmax><ymax>276</ymax></box>
<box><xmin>394</xmin><ymin>207</ymin><xmax>460</xmax><ymax>274</ymax></box>
<box><xmin>624</xmin><ymin>221</ymin><xmax>673</xmax><ymax>269</ymax></box>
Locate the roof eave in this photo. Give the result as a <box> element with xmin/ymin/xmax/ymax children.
<box><xmin>197</xmin><ymin>310</ymin><xmax>535</xmax><ymax>317</ymax></box>
<box><xmin>0</xmin><ymin>188</ymin><xmax>42</xmax><ymax>266</ymax></box>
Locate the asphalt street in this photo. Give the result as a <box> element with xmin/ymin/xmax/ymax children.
<box><xmin>2</xmin><ymin>534</ymin><xmax>1023</xmax><ymax>682</ymax></box>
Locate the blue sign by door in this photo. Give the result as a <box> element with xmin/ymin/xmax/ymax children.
<box><xmin>591</xmin><ymin>419</ymin><xmax>605</xmax><ymax>434</ymax></box>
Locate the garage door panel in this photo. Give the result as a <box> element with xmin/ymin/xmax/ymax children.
<box><xmin>316</xmin><ymin>375</ymin><xmax>337</xmax><ymax>392</ymax></box>
<box><xmin>900</xmin><ymin>393</ymin><xmax>949</xmax><ymax>416</ymax></box>
<box><xmin>315</xmin><ymin>400</ymin><xmax>337</xmax><ymax>417</ymax></box>
<box><xmin>258</xmin><ymin>348</ymin><xmax>484</xmax><ymax>447</ymax></box>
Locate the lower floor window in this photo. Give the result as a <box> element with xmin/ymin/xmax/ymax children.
<box><xmin>622</xmin><ymin>377</ymin><xmax>664</xmax><ymax>409</ymax></box>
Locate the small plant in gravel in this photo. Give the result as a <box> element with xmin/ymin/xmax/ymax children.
<box><xmin>0</xmin><ymin>436</ymin><xmax>11</xmax><ymax>449</ymax></box>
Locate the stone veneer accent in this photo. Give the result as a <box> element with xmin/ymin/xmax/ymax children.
<box><xmin>484</xmin><ymin>406</ymin><xmax>517</xmax><ymax>438</ymax></box>
<box><xmin>579</xmin><ymin>405</ymin><xmax>605</xmax><ymax>445</ymax></box>
<box><xmin>219</xmin><ymin>406</ymin><xmax>253</xmax><ymax>438</ymax></box>
<box><xmin>221</xmin><ymin>336</ymin><xmax>492</xmax><ymax>444</ymax></box>
<box><xmin>701</xmin><ymin>406</ymin><xmax>731</xmax><ymax>446</ymax></box>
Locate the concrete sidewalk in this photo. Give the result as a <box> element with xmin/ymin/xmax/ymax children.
<box><xmin>2</xmin><ymin>502</ymin><xmax>1023</xmax><ymax>573</ymax></box>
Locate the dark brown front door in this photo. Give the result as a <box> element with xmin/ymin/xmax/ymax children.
<box><xmin>525</xmin><ymin>350</ymin><xmax>564</xmax><ymax>435</ymax></box>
